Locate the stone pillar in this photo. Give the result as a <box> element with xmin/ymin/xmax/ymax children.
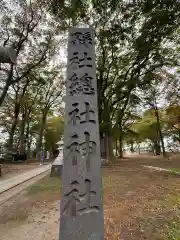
<box><xmin>60</xmin><ymin>28</ymin><xmax>104</xmax><ymax>239</ymax></box>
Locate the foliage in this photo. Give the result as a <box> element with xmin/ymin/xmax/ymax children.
<box><xmin>165</xmin><ymin>105</ymin><xmax>180</xmax><ymax>143</ymax></box>
<box><xmin>0</xmin><ymin>0</ymin><xmax>66</xmax><ymax>159</ymax></box>
<box><xmin>44</xmin><ymin>115</ymin><xmax>64</xmax><ymax>152</ymax></box>
<box><xmin>133</xmin><ymin>109</ymin><xmax>164</xmax><ymax>142</ymax></box>
<box><xmin>1</xmin><ymin>0</ymin><xmax>180</xmax><ymax>159</ymax></box>
<box><xmin>0</xmin><ymin>0</ymin><xmax>59</xmax><ymax>106</ymax></box>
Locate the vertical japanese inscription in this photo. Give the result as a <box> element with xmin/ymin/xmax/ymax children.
<box><xmin>70</xmin><ymin>32</ymin><xmax>92</xmax><ymax>47</ymax></box>
<box><xmin>66</xmin><ymin>132</ymin><xmax>96</xmax><ymax>172</ymax></box>
<box><xmin>68</xmin><ymin>102</ymin><xmax>96</xmax><ymax>125</ymax></box>
<box><xmin>68</xmin><ymin>52</ymin><xmax>93</xmax><ymax>69</ymax></box>
<box><xmin>60</xmin><ymin>28</ymin><xmax>104</xmax><ymax>240</ymax></box>
<box><xmin>62</xmin><ymin>179</ymin><xmax>100</xmax><ymax>217</ymax></box>
<box><xmin>81</xmin><ymin>132</ymin><xmax>96</xmax><ymax>172</ymax></box>
<box><xmin>69</xmin><ymin>73</ymin><xmax>95</xmax><ymax>96</ymax></box>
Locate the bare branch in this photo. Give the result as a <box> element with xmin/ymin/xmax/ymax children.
<box><xmin>16</xmin><ymin>3</ymin><xmax>42</xmax><ymax>55</ymax></box>
<box><xmin>11</xmin><ymin>49</ymin><xmax>47</xmax><ymax>85</ymax></box>
<box><xmin>3</xmin><ymin>23</ymin><xmax>10</xmax><ymax>46</ymax></box>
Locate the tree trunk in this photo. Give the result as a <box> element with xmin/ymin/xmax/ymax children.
<box><xmin>105</xmin><ymin>134</ymin><xmax>109</xmax><ymax>159</ymax></box>
<box><xmin>0</xmin><ymin>83</ymin><xmax>10</xmax><ymax>107</ymax></box>
<box><xmin>154</xmin><ymin>105</ymin><xmax>166</xmax><ymax>157</ymax></box>
<box><xmin>130</xmin><ymin>141</ymin><xmax>134</xmax><ymax>153</ymax></box>
<box><xmin>108</xmin><ymin>135</ymin><xmax>114</xmax><ymax>162</ymax></box>
<box><xmin>27</xmin><ymin>133</ymin><xmax>32</xmax><ymax>159</ymax></box>
<box><xmin>19</xmin><ymin>111</ymin><xmax>27</xmax><ymax>154</ymax></box>
<box><xmin>36</xmin><ymin>112</ymin><xmax>47</xmax><ymax>160</ymax></box>
<box><xmin>115</xmin><ymin>139</ymin><xmax>118</xmax><ymax>156</ymax></box>
<box><xmin>119</xmin><ymin>135</ymin><xmax>123</xmax><ymax>158</ymax></box>
<box><xmin>100</xmin><ymin>133</ymin><xmax>106</xmax><ymax>158</ymax></box>
<box><xmin>0</xmin><ymin>65</ymin><xmax>13</xmax><ymax>107</ymax></box>
<box><xmin>25</xmin><ymin>121</ymin><xmax>30</xmax><ymax>158</ymax></box>
<box><xmin>6</xmin><ymin>103</ymin><xmax>20</xmax><ymax>159</ymax></box>
<box><xmin>7</xmin><ymin>117</ymin><xmax>18</xmax><ymax>154</ymax></box>
<box><xmin>118</xmin><ymin>123</ymin><xmax>124</xmax><ymax>158</ymax></box>
<box><xmin>6</xmin><ymin>79</ymin><xmax>30</xmax><ymax>158</ymax></box>
<box><xmin>153</xmin><ymin>140</ymin><xmax>161</xmax><ymax>155</ymax></box>
<box><xmin>138</xmin><ymin>142</ymin><xmax>141</xmax><ymax>154</ymax></box>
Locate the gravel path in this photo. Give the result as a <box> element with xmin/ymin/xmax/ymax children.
<box><xmin>0</xmin><ymin>165</ymin><xmax>51</xmax><ymax>194</ymax></box>
<box><xmin>0</xmin><ymin>171</ymin><xmax>50</xmax><ymax>205</ymax></box>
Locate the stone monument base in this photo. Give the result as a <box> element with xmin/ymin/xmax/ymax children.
<box><xmin>50</xmin><ymin>151</ymin><xmax>63</xmax><ymax>177</ymax></box>
<box><xmin>50</xmin><ymin>164</ymin><xmax>62</xmax><ymax>177</ymax></box>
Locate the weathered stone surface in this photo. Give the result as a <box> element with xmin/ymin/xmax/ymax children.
<box><xmin>50</xmin><ymin>151</ymin><xmax>63</xmax><ymax>177</ymax></box>
<box><xmin>59</xmin><ymin>28</ymin><xmax>104</xmax><ymax>239</ymax></box>
<box><xmin>50</xmin><ymin>165</ymin><xmax>62</xmax><ymax>178</ymax></box>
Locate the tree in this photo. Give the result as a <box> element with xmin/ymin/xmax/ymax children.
<box><xmin>18</xmin><ymin>78</ymin><xmax>42</xmax><ymax>155</ymax></box>
<box><xmin>139</xmin><ymin>74</ymin><xmax>167</xmax><ymax>156</ymax></box>
<box><xmin>165</xmin><ymin>105</ymin><xmax>180</xmax><ymax>144</ymax></box>
<box><xmin>6</xmin><ymin>79</ymin><xmax>30</xmax><ymax>155</ymax></box>
<box><xmin>2</xmin><ymin>0</ymin><xmax>180</xmax><ymax>163</ymax></box>
<box><xmin>0</xmin><ymin>0</ymin><xmax>66</xmax><ymax>160</ymax></box>
<box><xmin>0</xmin><ymin>0</ymin><xmax>58</xmax><ymax>106</ymax></box>
<box><xmin>45</xmin><ymin>0</ymin><xmax>180</xmax><ymax>161</ymax></box>
<box><xmin>111</xmin><ymin>93</ymin><xmax>141</xmax><ymax>158</ymax></box>
<box><xmin>44</xmin><ymin>115</ymin><xmax>64</xmax><ymax>154</ymax></box>
<box><xmin>35</xmin><ymin>67</ymin><xmax>65</xmax><ymax>159</ymax></box>
<box><xmin>133</xmin><ymin>109</ymin><xmax>165</xmax><ymax>155</ymax></box>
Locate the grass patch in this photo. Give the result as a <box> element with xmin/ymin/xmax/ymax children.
<box><xmin>164</xmin><ymin>194</ymin><xmax>180</xmax><ymax>208</ymax></box>
<box><xmin>167</xmin><ymin>169</ymin><xmax>180</xmax><ymax>177</ymax></box>
<box><xmin>143</xmin><ymin>215</ymin><xmax>180</xmax><ymax>240</ymax></box>
<box><xmin>169</xmin><ymin>168</ymin><xmax>180</xmax><ymax>173</ymax></box>
<box><xmin>165</xmin><ymin>216</ymin><xmax>180</xmax><ymax>240</ymax></box>
<box><xmin>27</xmin><ymin>176</ymin><xmax>61</xmax><ymax>196</ymax></box>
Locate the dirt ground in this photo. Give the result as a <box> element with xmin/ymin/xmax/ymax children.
<box><xmin>0</xmin><ymin>155</ymin><xmax>180</xmax><ymax>240</ymax></box>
